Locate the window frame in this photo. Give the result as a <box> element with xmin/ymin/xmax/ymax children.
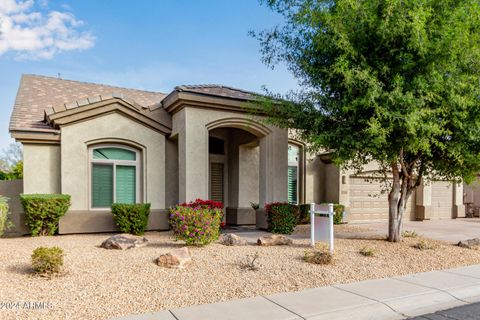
<box><xmin>89</xmin><ymin>144</ymin><xmax>141</xmax><ymax>210</ymax></box>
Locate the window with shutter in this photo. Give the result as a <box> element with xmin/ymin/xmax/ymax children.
<box><xmin>92</xmin><ymin>164</ymin><xmax>113</xmax><ymax>208</ymax></box>
<box><xmin>116</xmin><ymin>165</ymin><xmax>136</xmax><ymax>204</ymax></box>
<box><xmin>288</xmin><ymin>166</ymin><xmax>298</xmax><ymax>204</ymax></box>
<box><xmin>90</xmin><ymin>146</ymin><xmax>140</xmax><ymax>208</ymax></box>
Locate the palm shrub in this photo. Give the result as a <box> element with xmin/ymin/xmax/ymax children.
<box><xmin>20</xmin><ymin>194</ymin><xmax>71</xmax><ymax>236</ymax></box>
<box><xmin>265</xmin><ymin>202</ymin><xmax>299</xmax><ymax>234</ymax></box>
<box><xmin>111</xmin><ymin>203</ymin><xmax>151</xmax><ymax>235</ymax></box>
<box><xmin>169</xmin><ymin>199</ymin><xmax>223</xmax><ymax>245</ymax></box>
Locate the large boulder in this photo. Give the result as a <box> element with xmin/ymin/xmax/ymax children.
<box><xmin>219</xmin><ymin>233</ymin><xmax>248</xmax><ymax>246</ymax></box>
<box><xmin>100</xmin><ymin>234</ymin><xmax>148</xmax><ymax>250</ymax></box>
<box><xmin>458</xmin><ymin>238</ymin><xmax>480</xmax><ymax>249</ymax></box>
<box><xmin>156</xmin><ymin>247</ymin><xmax>192</xmax><ymax>269</ymax></box>
<box><xmin>257</xmin><ymin>234</ymin><xmax>293</xmax><ymax>246</ymax></box>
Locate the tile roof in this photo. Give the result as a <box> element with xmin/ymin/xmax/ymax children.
<box><xmin>10</xmin><ymin>74</ymin><xmax>168</xmax><ymax>132</ymax></box>
<box><xmin>175</xmin><ymin>84</ymin><xmax>257</xmax><ymax>101</ymax></box>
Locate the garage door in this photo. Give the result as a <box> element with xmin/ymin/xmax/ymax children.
<box><xmin>431</xmin><ymin>181</ymin><xmax>453</xmax><ymax>219</ymax></box>
<box><xmin>349</xmin><ymin>177</ymin><xmax>416</xmax><ymax>221</ymax></box>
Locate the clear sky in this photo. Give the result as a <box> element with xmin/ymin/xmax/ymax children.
<box><xmin>0</xmin><ymin>0</ymin><xmax>297</xmax><ymax>150</ymax></box>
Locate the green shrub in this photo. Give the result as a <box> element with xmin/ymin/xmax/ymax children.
<box><xmin>20</xmin><ymin>194</ymin><xmax>71</xmax><ymax>236</ymax></box>
<box><xmin>111</xmin><ymin>203</ymin><xmax>151</xmax><ymax>235</ymax></box>
<box><xmin>265</xmin><ymin>202</ymin><xmax>299</xmax><ymax>234</ymax></box>
<box><xmin>296</xmin><ymin>203</ymin><xmax>345</xmax><ymax>225</ymax></box>
<box><xmin>31</xmin><ymin>246</ymin><xmax>64</xmax><ymax>276</ymax></box>
<box><xmin>0</xmin><ymin>196</ymin><xmax>12</xmax><ymax>236</ymax></box>
<box><xmin>333</xmin><ymin>204</ymin><xmax>345</xmax><ymax>225</ymax></box>
<box><xmin>169</xmin><ymin>199</ymin><xmax>223</xmax><ymax>245</ymax></box>
<box><xmin>298</xmin><ymin>204</ymin><xmax>310</xmax><ymax>224</ymax></box>
<box><xmin>304</xmin><ymin>249</ymin><xmax>333</xmax><ymax>264</ymax></box>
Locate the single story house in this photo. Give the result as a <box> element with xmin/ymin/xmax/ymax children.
<box><xmin>7</xmin><ymin>74</ymin><xmax>465</xmax><ymax>234</ymax></box>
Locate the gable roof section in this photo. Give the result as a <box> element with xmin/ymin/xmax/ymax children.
<box><xmin>9</xmin><ymin>74</ymin><xmax>171</xmax><ymax>140</ymax></box>
<box><xmin>44</xmin><ymin>94</ymin><xmax>171</xmax><ymax>135</ymax></box>
<box><xmin>162</xmin><ymin>84</ymin><xmax>259</xmax><ymax>114</ymax></box>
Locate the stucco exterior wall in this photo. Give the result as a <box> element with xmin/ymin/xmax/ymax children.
<box><xmin>238</xmin><ymin>145</ymin><xmax>259</xmax><ymax>207</ymax></box>
<box><xmin>60</xmin><ymin>111</ymin><xmax>166</xmax><ymax>211</ymax></box>
<box><xmin>23</xmin><ymin>144</ymin><xmax>61</xmax><ymax>194</ymax></box>
<box><xmin>172</xmin><ymin>107</ymin><xmax>288</xmax><ymax>205</ymax></box>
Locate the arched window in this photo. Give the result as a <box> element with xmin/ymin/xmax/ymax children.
<box><xmin>90</xmin><ymin>145</ymin><xmax>140</xmax><ymax>209</ymax></box>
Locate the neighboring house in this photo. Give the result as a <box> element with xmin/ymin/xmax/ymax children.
<box><xmin>7</xmin><ymin>75</ymin><xmax>465</xmax><ymax>234</ymax></box>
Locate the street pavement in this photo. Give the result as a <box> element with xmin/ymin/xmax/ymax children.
<box><xmin>410</xmin><ymin>302</ymin><xmax>480</xmax><ymax>320</ymax></box>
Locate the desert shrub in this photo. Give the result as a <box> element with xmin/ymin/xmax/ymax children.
<box><xmin>413</xmin><ymin>240</ymin><xmax>433</xmax><ymax>250</ymax></box>
<box><xmin>359</xmin><ymin>247</ymin><xmax>375</xmax><ymax>257</ymax></box>
<box><xmin>0</xmin><ymin>196</ymin><xmax>12</xmax><ymax>236</ymax></box>
<box><xmin>238</xmin><ymin>252</ymin><xmax>260</xmax><ymax>271</ymax></box>
<box><xmin>304</xmin><ymin>249</ymin><xmax>333</xmax><ymax>265</ymax></box>
<box><xmin>31</xmin><ymin>246</ymin><xmax>64</xmax><ymax>276</ymax></box>
<box><xmin>265</xmin><ymin>202</ymin><xmax>299</xmax><ymax>234</ymax></box>
<box><xmin>402</xmin><ymin>230</ymin><xmax>418</xmax><ymax>238</ymax></box>
<box><xmin>169</xmin><ymin>199</ymin><xmax>223</xmax><ymax>245</ymax></box>
<box><xmin>111</xmin><ymin>203</ymin><xmax>151</xmax><ymax>235</ymax></box>
<box><xmin>20</xmin><ymin>194</ymin><xmax>71</xmax><ymax>236</ymax></box>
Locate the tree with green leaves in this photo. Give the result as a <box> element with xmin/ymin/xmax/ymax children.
<box><xmin>0</xmin><ymin>143</ymin><xmax>23</xmax><ymax>181</ymax></box>
<box><xmin>253</xmin><ymin>0</ymin><xmax>480</xmax><ymax>241</ymax></box>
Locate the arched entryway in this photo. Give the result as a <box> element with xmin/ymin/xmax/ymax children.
<box><xmin>208</xmin><ymin>126</ymin><xmax>260</xmax><ymax>225</ymax></box>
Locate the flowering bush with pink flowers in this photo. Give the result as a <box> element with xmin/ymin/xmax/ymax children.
<box><xmin>169</xmin><ymin>199</ymin><xmax>223</xmax><ymax>245</ymax></box>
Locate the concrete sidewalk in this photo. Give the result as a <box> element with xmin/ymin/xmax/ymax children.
<box><xmin>114</xmin><ymin>264</ymin><xmax>480</xmax><ymax>320</ymax></box>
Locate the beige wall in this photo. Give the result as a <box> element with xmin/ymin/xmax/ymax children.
<box><xmin>61</xmin><ymin>111</ymin><xmax>166</xmax><ymax>211</ymax></box>
<box><xmin>172</xmin><ymin>107</ymin><xmax>288</xmax><ymax>205</ymax></box>
<box><xmin>238</xmin><ymin>145</ymin><xmax>259</xmax><ymax>207</ymax></box>
<box><xmin>23</xmin><ymin>144</ymin><xmax>61</xmax><ymax>194</ymax></box>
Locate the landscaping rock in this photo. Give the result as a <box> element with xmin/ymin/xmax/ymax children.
<box><xmin>100</xmin><ymin>234</ymin><xmax>148</xmax><ymax>250</ymax></box>
<box><xmin>257</xmin><ymin>234</ymin><xmax>293</xmax><ymax>246</ymax></box>
<box><xmin>457</xmin><ymin>238</ymin><xmax>480</xmax><ymax>249</ymax></box>
<box><xmin>156</xmin><ymin>247</ymin><xmax>192</xmax><ymax>269</ymax></box>
<box><xmin>218</xmin><ymin>233</ymin><xmax>248</xmax><ymax>246</ymax></box>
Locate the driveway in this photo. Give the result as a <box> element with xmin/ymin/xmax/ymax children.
<box><xmin>354</xmin><ymin>218</ymin><xmax>480</xmax><ymax>243</ymax></box>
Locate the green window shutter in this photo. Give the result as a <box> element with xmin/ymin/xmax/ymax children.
<box><xmin>93</xmin><ymin>148</ymin><xmax>136</xmax><ymax>161</ymax></box>
<box><xmin>92</xmin><ymin>164</ymin><xmax>113</xmax><ymax>208</ymax></box>
<box><xmin>288</xmin><ymin>166</ymin><xmax>298</xmax><ymax>204</ymax></box>
<box><xmin>116</xmin><ymin>165</ymin><xmax>136</xmax><ymax>204</ymax></box>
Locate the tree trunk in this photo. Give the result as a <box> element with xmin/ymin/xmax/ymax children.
<box><xmin>388</xmin><ymin>162</ymin><xmax>414</xmax><ymax>242</ymax></box>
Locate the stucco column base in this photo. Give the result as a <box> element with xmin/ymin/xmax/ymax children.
<box><xmin>255</xmin><ymin>209</ymin><xmax>268</xmax><ymax>230</ymax></box>
<box><xmin>226</xmin><ymin>207</ymin><xmax>256</xmax><ymax>225</ymax></box>
<box><xmin>453</xmin><ymin>205</ymin><xmax>466</xmax><ymax>218</ymax></box>
<box><xmin>415</xmin><ymin>205</ymin><xmax>432</xmax><ymax>221</ymax></box>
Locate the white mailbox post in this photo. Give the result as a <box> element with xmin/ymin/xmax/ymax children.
<box><xmin>310</xmin><ymin>203</ymin><xmax>334</xmax><ymax>253</ymax></box>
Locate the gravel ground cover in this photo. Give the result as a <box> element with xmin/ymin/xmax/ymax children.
<box><xmin>1</xmin><ymin>226</ymin><xmax>480</xmax><ymax>320</ymax></box>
